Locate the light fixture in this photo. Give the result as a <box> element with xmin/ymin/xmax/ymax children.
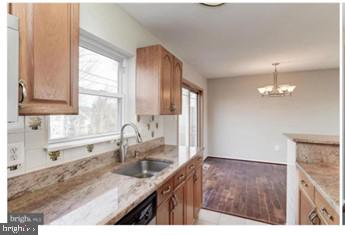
<box><xmin>200</xmin><ymin>3</ymin><xmax>225</xmax><ymax>7</ymax></box>
<box><xmin>257</xmin><ymin>63</ymin><xmax>296</xmax><ymax>97</ymax></box>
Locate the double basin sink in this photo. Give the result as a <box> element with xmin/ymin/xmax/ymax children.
<box><xmin>113</xmin><ymin>159</ymin><xmax>172</xmax><ymax>178</ymax></box>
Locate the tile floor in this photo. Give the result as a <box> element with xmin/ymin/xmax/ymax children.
<box><xmin>194</xmin><ymin>209</ymin><xmax>268</xmax><ymax>225</ymax></box>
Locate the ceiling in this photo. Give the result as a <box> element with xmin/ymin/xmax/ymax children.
<box><xmin>120</xmin><ymin>3</ymin><xmax>339</xmax><ymax>79</ymax></box>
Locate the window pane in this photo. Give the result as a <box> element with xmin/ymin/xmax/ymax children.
<box><xmin>50</xmin><ymin>94</ymin><xmax>119</xmax><ymax>140</ymax></box>
<box><xmin>79</xmin><ymin>47</ymin><xmax>119</xmax><ymax>94</ymax></box>
<box><xmin>179</xmin><ymin>88</ymin><xmax>189</xmax><ymax>146</ymax></box>
<box><xmin>190</xmin><ymin>92</ymin><xmax>198</xmax><ymax>147</ymax></box>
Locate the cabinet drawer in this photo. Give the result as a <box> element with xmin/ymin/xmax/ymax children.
<box><xmin>157</xmin><ymin>178</ymin><xmax>173</xmax><ymax>206</ymax></box>
<box><xmin>315</xmin><ymin>189</ymin><xmax>339</xmax><ymax>225</ymax></box>
<box><xmin>186</xmin><ymin>160</ymin><xmax>196</xmax><ymax>176</ymax></box>
<box><xmin>298</xmin><ymin>170</ymin><xmax>315</xmax><ymax>201</ymax></box>
<box><xmin>173</xmin><ymin>166</ymin><xmax>186</xmax><ymax>188</ymax></box>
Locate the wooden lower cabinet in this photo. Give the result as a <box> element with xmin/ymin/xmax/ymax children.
<box><xmin>297</xmin><ymin>169</ymin><xmax>339</xmax><ymax>225</ymax></box>
<box><xmin>156</xmin><ymin>156</ymin><xmax>203</xmax><ymax>225</ymax></box>
<box><xmin>185</xmin><ymin>174</ymin><xmax>195</xmax><ymax>224</ymax></box>
<box><xmin>156</xmin><ymin>196</ymin><xmax>172</xmax><ymax>225</ymax></box>
<box><xmin>193</xmin><ymin>165</ymin><xmax>203</xmax><ymax>218</ymax></box>
<box><xmin>299</xmin><ymin>188</ymin><xmax>317</xmax><ymax>225</ymax></box>
<box><xmin>172</xmin><ymin>182</ymin><xmax>185</xmax><ymax>225</ymax></box>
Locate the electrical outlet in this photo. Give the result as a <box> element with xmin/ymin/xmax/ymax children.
<box><xmin>7</xmin><ymin>142</ymin><xmax>24</xmax><ymax>166</ymax></box>
<box><xmin>274</xmin><ymin>145</ymin><xmax>280</xmax><ymax>152</ymax></box>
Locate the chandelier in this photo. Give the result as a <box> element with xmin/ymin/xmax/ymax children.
<box><xmin>257</xmin><ymin>63</ymin><xmax>296</xmax><ymax>97</ymax></box>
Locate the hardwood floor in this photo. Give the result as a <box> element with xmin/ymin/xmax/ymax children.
<box><xmin>202</xmin><ymin>157</ymin><xmax>286</xmax><ymax>225</ymax></box>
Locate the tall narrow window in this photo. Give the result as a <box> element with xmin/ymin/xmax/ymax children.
<box><xmin>179</xmin><ymin>88</ymin><xmax>190</xmax><ymax>146</ymax></box>
<box><xmin>190</xmin><ymin>91</ymin><xmax>198</xmax><ymax>147</ymax></box>
<box><xmin>179</xmin><ymin>83</ymin><xmax>202</xmax><ymax>147</ymax></box>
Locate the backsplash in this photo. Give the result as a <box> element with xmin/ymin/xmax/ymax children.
<box><xmin>7</xmin><ymin>115</ymin><xmax>164</xmax><ymax>178</ymax></box>
<box><xmin>8</xmin><ymin>137</ymin><xmax>164</xmax><ymax>200</ymax></box>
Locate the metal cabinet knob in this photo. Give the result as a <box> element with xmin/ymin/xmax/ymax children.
<box><xmin>301</xmin><ymin>180</ymin><xmax>308</xmax><ymax>187</ymax></box>
<box><xmin>162</xmin><ymin>185</ymin><xmax>171</xmax><ymax>195</ymax></box>
<box><xmin>178</xmin><ymin>174</ymin><xmax>185</xmax><ymax>181</ymax></box>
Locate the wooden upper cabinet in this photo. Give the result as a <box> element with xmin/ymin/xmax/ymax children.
<box><xmin>160</xmin><ymin>49</ymin><xmax>174</xmax><ymax>114</ymax></box>
<box><xmin>172</xmin><ymin>57</ymin><xmax>182</xmax><ymax>114</ymax></box>
<box><xmin>10</xmin><ymin>3</ymin><xmax>79</xmax><ymax>115</ymax></box>
<box><xmin>136</xmin><ymin>45</ymin><xmax>182</xmax><ymax>115</ymax></box>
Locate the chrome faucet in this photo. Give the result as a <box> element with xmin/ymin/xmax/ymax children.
<box><xmin>119</xmin><ymin>123</ymin><xmax>143</xmax><ymax>163</ymax></box>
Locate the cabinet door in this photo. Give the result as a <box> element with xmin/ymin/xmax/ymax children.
<box><xmin>193</xmin><ymin>165</ymin><xmax>203</xmax><ymax>219</ymax></box>
<box><xmin>172</xmin><ymin>182</ymin><xmax>185</xmax><ymax>225</ymax></box>
<box><xmin>171</xmin><ymin>57</ymin><xmax>182</xmax><ymax>114</ymax></box>
<box><xmin>160</xmin><ymin>48</ymin><xmax>174</xmax><ymax>115</ymax></box>
<box><xmin>299</xmin><ymin>188</ymin><xmax>317</xmax><ymax>225</ymax></box>
<box><xmin>185</xmin><ymin>174</ymin><xmax>195</xmax><ymax>224</ymax></box>
<box><xmin>10</xmin><ymin>3</ymin><xmax>79</xmax><ymax>115</ymax></box>
<box><xmin>156</xmin><ymin>197</ymin><xmax>172</xmax><ymax>225</ymax></box>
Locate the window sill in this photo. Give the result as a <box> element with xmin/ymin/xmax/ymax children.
<box><xmin>45</xmin><ymin>133</ymin><xmax>136</xmax><ymax>152</ymax></box>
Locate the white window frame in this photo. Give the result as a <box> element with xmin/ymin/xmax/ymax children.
<box><xmin>47</xmin><ymin>29</ymin><xmax>131</xmax><ymax>146</ymax></box>
<box><xmin>178</xmin><ymin>82</ymin><xmax>203</xmax><ymax>148</ymax></box>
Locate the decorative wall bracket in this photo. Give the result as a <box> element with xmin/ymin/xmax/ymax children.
<box><xmin>48</xmin><ymin>151</ymin><xmax>61</xmax><ymax>161</ymax></box>
<box><xmin>86</xmin><ymin>144</ymin><xmax>94</xmax><ymax>153</ymax></box>
<box><xmin>28</xmin><ymin>117</ymin><xmax>42</xmax><ymax>130</ymax></box>
<box><xmin>7</xmin><ymin>164</ymin><xmax>21</xmax><ymax>171</ymax></box>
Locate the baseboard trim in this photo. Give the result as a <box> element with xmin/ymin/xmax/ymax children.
<box><xmin>206</xmin><ymin>155</ymin><xmax>287</xmax><ymax>166</ymax></box>
<box><xmin>201</xmin><ymin>207</ymin><xmax>278</xmax><ymax>225</ymax></box>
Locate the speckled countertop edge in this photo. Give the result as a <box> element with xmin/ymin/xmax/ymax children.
<box><xmin>296</xmin><ymin>163</ymin><xmax>339</xmax><ymax>214</ymax></box>
<box><xmin>284</xmin><ymin>133</ymin><xmax>339</xmax><ymax>145</ymax></box>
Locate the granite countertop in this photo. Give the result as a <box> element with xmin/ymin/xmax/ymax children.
<box><xmin>8</xmin><ymin>145</ymin><xmax>203</xmax><ymax>225</ymax></box>
<box><xmin>285</xmin><ymin>133</ymin><xmax>339</xmax><ymax>145</ymax></box>
<box><xmin>296</xmin><ymin>162</ymin><xmax>339</xmax><ymax>213</ymax></box>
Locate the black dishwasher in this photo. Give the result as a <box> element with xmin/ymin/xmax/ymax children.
<box><xmin>116</xmin><ymin>192</ymin><xmax>157</xmax><ymax>225</ymax></box>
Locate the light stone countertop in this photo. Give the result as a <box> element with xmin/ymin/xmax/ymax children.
<box><xmin>8</xmin><ymin>145</ymin><xmax>204</xmax><ymax>225</ymax></box>
<box><xmin>284</xmin><ymin>133</ymin><xmax>339</xmax><ymax>145</ymax></box>
<box><xmin>296</xmin><ymin>162</ymin><xmax>339</xmax><ymax>213</ymax></box>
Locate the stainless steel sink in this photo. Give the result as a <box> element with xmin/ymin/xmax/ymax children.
<box><xmin>113</xmin><ymin>159</ymin><xmax>172</xmax><ymax>178</ymax></box>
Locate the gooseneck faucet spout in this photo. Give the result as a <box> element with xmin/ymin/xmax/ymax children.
<box><xmin>119</xmin><ymin>123</ymin><xmax>143</xmax><ymax>163</ymax></box>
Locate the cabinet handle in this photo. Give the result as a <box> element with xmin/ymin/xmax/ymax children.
<box><xmin>18</xmin><ymin>79</ymin><xmax>27</xmax><ymax>104</ymax></box>
<box><xmin>320</xmin><ymin>207</ymin><xmax>334</xmax><ymax>221</ymax></box>
<box><xmin>162</xmin><ymin>185</ymin><xmax>171</xmax><ymax>195</ymax></box>
<box><xmin>171</xmin><ymin>193</ymin><xmax>178</xmax><ymax>209</ymax></box>
<box><xmin>193</xmin><ymin>173</ymin><xmax>198</xmax><ymax>182</ymax></box>
<box><xmin>307</xmin><ymin>209</ymin><xmax>320</xmax><ymax>225</ymax></box>
<box><xmin>178</xmin><ymin>174</ymin><xmax>185</xmax><ymax>181</ymax></box>
<box><xmin>300</xmin><ymin>180</ymin><xmax>308</xmax><ymax>187</ymax></box>
<box><xmin>170</xmin><ymin>103</ymin><xmax>176</xmax><ymax>112</ymax></box>
<box><xmin>310</xmin><ymin>213</ymin><xmax>320</xmax><ymax>225</ymax></box>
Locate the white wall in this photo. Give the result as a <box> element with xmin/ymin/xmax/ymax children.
<box><xmin>207</xmin><ymin>69</ymin><xmax>339</xmax><ymax>164</ymax></box>
<box><xmin>82</xmin><ymin>3</ymin><xmax>207</xmax><ymax>148</ymax></box>
<box><xmin>7</xmin><ymin>3</ymin><xmax>207</xmax><ymax>177</ymax></box>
